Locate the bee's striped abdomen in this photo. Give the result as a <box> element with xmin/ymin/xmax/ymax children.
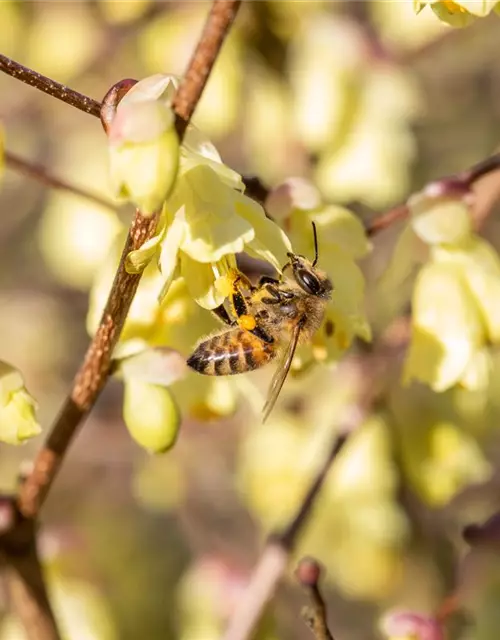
<box><xmin>187</xmin><ymin>329</ymin><xmax>275</xmax><ymax>376</ymax></box>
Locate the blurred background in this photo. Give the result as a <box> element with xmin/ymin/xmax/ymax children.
<box><xmin>2</xmin><ymin>1</ymin><xmax>500</xmax><ymax>638</ymax></box>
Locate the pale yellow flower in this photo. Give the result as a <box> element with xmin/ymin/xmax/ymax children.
<box><xmin>399</xmin><ymin>191</ymin><xmax>500</xmax><ymax>392</ymax></box>
<box><xmin>288</xmin><ymin>14</ymin><xmax>420</xmax><ymax>207</ymax></box>
<box><xmin>266</xmin><ymin>179</ymin><xmax>372</xmax><ymax>362</ymax></box>
<box><xmin>121</xmin><ymin>74</ymin><xmax>291</xmax><ymax>309</ymax></box>
<box><xmin>108</xmin><ymin>81</ymin><xmax>179</xmax><ymax>215</ymax></box>
<box><xmin>0</xmin><ymin>361</ymin><xmax>41</xmax><ymax>445</ymax></box>
<box><xmin>404</xmin><ymin>259</ymin><xmax>488</xmax><ymax>391</ymax></box>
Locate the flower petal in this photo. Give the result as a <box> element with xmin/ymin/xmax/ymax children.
<box><xmin>404</xmin><ymin>261</ymin><xmax>484</xmax><ymax>391</ymax></box>
<box><xmin>430</xmin><ymin>1</ymin><xmax>479</xmax><ymax>26</ymax></box>
<box><xmin>454</xmin><ymin>0</ymin><xmax>498</xmax><ymax>16</ymax></box>
<box><xmin>378</xmin><ymin>225</ymin><xmax>428</xmax><ymax>296</ymax></box>
<box><xmin>265</xmin><ymin>178</ymin><xmax>322</xmax><ymax>221</ymax></box>
<box><xmin>323</xmin><ymin>246</ymin><xmax>366</xmax><ymax>318</ymax></box>
<box><xmin>123</xmin><ymin>380</ymin><xmax>180</xmax><ymax>453</ymax></box>
<box><xmin>169</xmin><ymin>164</ymin><xmax>254</xmax><ymax>263</ymax></box>
<box><xmin>116</xmin><ymin>347</ymin><xmax>188</xmax><ymax>387</ymax></box>
<box><xmin>119</xmin><ymin>73</ymin><xmax>176</xmax><ymax>106</ymax></box>
<box><xmin>180</xmin><ymin>253</ymin><xmax>225</xmax><ymax>309</ymax></box>
<box><xmin>237</xmin><ymin>194</ymin><xmax>292</xmax><ymax>271</ymax></box>
<box><xmin>313</xmin><ymin>205</ymin><xmax>371</xmax><ymax>259</ymax></box>
<box><xmin>433</xmin><ymin>238</ymin><xmax>500</xmax><ymax>344</ymax></box>
<box><xmin>460</xmin><ymin>347</ymin><xmax>492</xmax><ymax>391</ymax></box>
<box><xmin>0</xmin><ymin>362</ymin><xmax>41</xmax><ymax>445</ymax></box>
<box><xmin>126</xmin><ymin>216</ymin><xmax>167</xmax><ymax>274</ymax></box>
<box><xmin>409</xmin><ymin>192</ymin><xmax>472</xmax><ymax>246</ymax></box>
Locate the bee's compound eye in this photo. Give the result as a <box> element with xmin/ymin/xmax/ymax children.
<box><xmin>296</xmin><ymin>269</ymin><xmax>321</xmax><ymax>295</ymax></box>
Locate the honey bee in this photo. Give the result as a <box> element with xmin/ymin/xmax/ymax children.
<box><xmin>187</xmin><ymin>223</ymin><xmax>333</xmax><ymax>422</ymax></box>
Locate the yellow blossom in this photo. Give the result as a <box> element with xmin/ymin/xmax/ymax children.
<box><xmin>398</xmin><ymin>190</ymin><xmax>500</xmax><ymax>392</ymax></box>
<box><xmin>107</xmin><ymin>79</ymin><xmax>179</xmax><ymax>215</ymax></box>
<box><xmin>0</xmin><ymin>361</ymin><xmax>41</xmax><ymax>445</ymax></box>
<box><xmin>266</xmin><ymin>179</ymin><xmax>372</xmax><ymax>363</ymax></box>
<box><xmin>288</xmin><ymin>13</ymin><xmax>419</xmax><ymax>207</ymax></box>
<box><xmin>88</xmin><ymin>239</ymin><xmax>239</xmax><ymax>420</ymax></box>
<box><xmin>123</xmin><ymin>75</ymin><xmax>291</xmax><ymax>309</ymax></box>
<box><xmin>404</xmin><ymin>260</ymin><xmax>486</xmax><ymax>391</ymax></box>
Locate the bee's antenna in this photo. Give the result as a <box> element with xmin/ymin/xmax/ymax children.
<box><xmin>312</xmin><ymin>221</ymin><xmax>319</xmax><ymax>267</ymax></box>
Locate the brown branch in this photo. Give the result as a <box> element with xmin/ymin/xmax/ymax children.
<box><xmin>16</xmin><ymin>0</ymin><xmax>242</xmax><ymax>518</ymax></box>
<box><xmin>295</xmin><ymin>558</ymin><xmax>335</xmax><ymax>640</ymax></box>
<box><xmin>365</xmin><ymin>151</ymin><xmax>500</xmax><ymax>237</ymax></box>
<box><xmin>172</xmin><ymin>0</ymin><xmax>242</xmax><ymax>138</ymax></box>
<box><xmin>0</xmin><ymin>498</ymin><xmax>60</xmax><ymax>640</ymax></box>
<box><xmin>0</xmin><ymin>54</ymin><xmax>101</xmax><ymax>117</ymax></box>
<box><xmin>222</xmin><ymin>408</ymin><xmax>363</xmax><ymax>640</ymax></box>
<box><xmin>4</xmin><ymin>150</ymin><xmax>117</xmax><ymax>211</ymax></box>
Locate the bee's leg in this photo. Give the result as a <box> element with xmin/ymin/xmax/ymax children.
<box><xmin>260</xmin><ymin>284</ymin><xmax>294</xmax><ymax>305</ymax></box>
<box><xmin>211</xmin><ymin>304</ymin><xmax>236</xmax><ymax>326</ymax></box>
<box><xmin>258</xmin><ymin>275</ymin><xmax>279</xmax><ymax>287</ymax></box>
<box><xmin>229</xmin><ymin>274</ymin><xmax>274</xmax><ymax>344</ymax></box>
<box><xmin>226</xmin><ymin>270</ymin><xmax>253</xmax><ymax>321</ymax></box>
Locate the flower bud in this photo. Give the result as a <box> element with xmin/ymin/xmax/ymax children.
<box><xmin>108</xmin><ymin>100</ymin><xmax>179</xmax><ymax>215</ymax></box>
<box><xmin>409</xmin><ymin>192</ymin><xmax>472</xmax><ymax>246</ymax></box>
<box><xmin>123</xmin><ymin>380</ymin><xmax>180</xmax><ymax>453</ymax></box>
<box><xmin>0</xmin><ymin>361</ymin><xmax>41</xmax><ymax>445</ymax></box>
<box><xmin>381</xmin><ymin>610</ymin><xmax>444</xmax><ymax>640</ymax></box>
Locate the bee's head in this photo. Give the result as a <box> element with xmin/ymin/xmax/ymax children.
<box><xmin>285</xmin><ymin>253</ymin><xmax>333</xmax><ymax>298</ymax></box>
<box><xmin>282</xmin><ymin>223</ymin><xmax>333</xmax><ymax>298</ymax></box>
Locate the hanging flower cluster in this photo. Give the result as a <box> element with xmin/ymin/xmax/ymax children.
<box><xmin>110</xmin><ymin>74</ymin><xmax>291</xmax><ymax>310</ymax></box>
<box><xmin>384</xmin><ymin>188</ymin><xmax>500</xmax><ymax>392</ymax></box>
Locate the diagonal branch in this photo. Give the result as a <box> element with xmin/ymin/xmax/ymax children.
<box><xmin>0</xmin><ymin>54</ymin><xmax>101</xmax><ymax>117</ymax></box>
<box><xmin>222</xmin><ymin>407</ymin><xmax>363</xmax><ymax>640</ymax></box>
<box><xmin>365</xmin><ymin>151</ymin><xmax>500</xmax><ymax>236</ymax></box>
<box><xmin>16</xmin><ymin>0</ymin><xmax>242</xmax><ymax>519</ymax></box>
<box><xmin>221</xmin><ymin>345</ymin><xmax>396</xmax><ymax>640</ymax></box>
<box><xmin>4</xmin><ymin>150</ymin><xmax>117</xmax><ymax>211</ymax></box>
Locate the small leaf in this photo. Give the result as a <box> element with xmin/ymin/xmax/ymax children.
<box><xmin>115</xmin><ymin>347</ymin><xmax>187</xmax><ymax>386</ymax></box>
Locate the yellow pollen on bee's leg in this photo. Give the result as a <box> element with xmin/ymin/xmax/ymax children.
<box><xmin>239</xmin><ymin>314</ymin><xmax>256</xmax><ymax>331</ymax></box>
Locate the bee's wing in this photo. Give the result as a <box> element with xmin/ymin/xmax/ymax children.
<box><xmin>262</xmin><ymin>318</ymin><xmax>303</xmax><ymax>423</ymax></box>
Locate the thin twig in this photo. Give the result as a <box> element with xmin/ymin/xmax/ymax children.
<box><xmin>222</xmin><ymin>409</ymin><xmax>362</xmax><ymax>640</ymax></box>
<box><xmin>365</xmin><ymin>151</ymin><xmax>500</xmax><ymax>236</ymax></box>
<box><xmin>222</xmin><ymin>342</ymin><xmax>398</xmax><ymax>640</ymax></box>
<box><xmin>16</xmin><ymin>0</ymin><xmax>243</xmax><ymax>519</ymax></box>
<box><xmin>4</xmin><ymin>150</ymin><xmax>117</xmax><ymax>211</ymax></box>
<box><xmin>0</xmin><ymin>54</ymin><xmax>101</xmax><ymax>117</ymax></box>
<box><xmin>295</xmin><ymin>557</ymin><xmax>335</xmax><ymax>640</ymax></box>
<box><xmin>172</xmin><ymin>0</ymin><xmax>242</xmax><ymax>138</ymax></box>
